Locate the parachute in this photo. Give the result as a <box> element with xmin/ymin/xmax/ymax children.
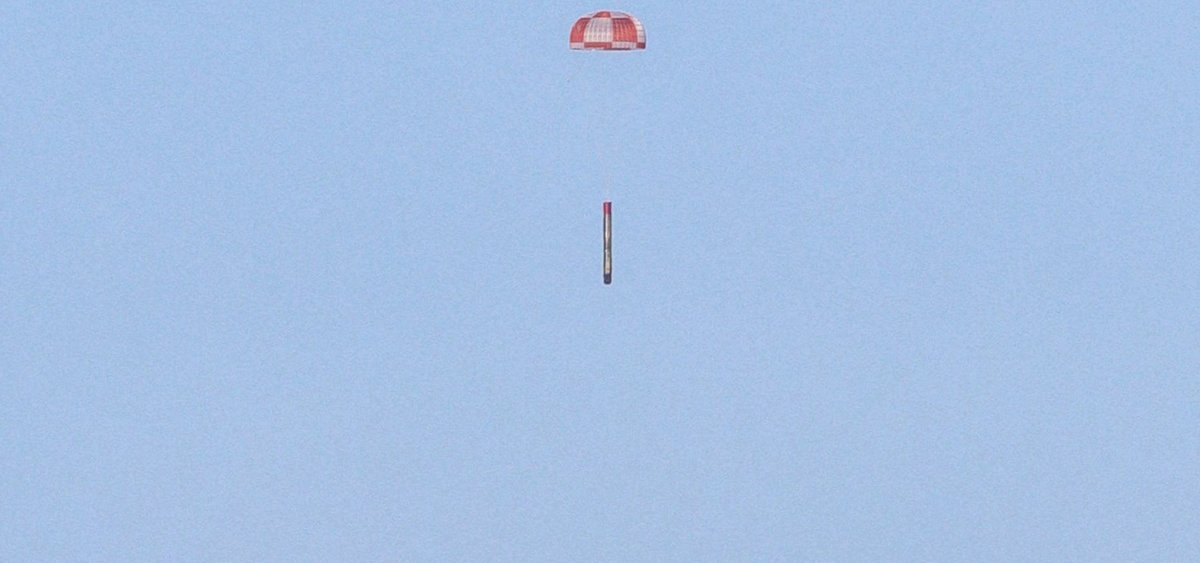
<box><xmin>569</xmin><ymin>11</ymin><xmax>646</xmax><ymax>51</ymax></box>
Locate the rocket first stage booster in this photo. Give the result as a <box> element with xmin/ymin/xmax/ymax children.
<box><xmin>603</xmin><ymin>201</ymin><xmax>612</xmax><ymax>285</ymax></box>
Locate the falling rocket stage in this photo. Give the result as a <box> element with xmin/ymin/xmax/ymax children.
<box><xmin>603</xmin><ymin>201</ymin><xmax>612</xmax><ymax>285</ymax></box>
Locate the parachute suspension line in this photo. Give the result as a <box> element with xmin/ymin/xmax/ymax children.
<box><xmin>600</xmin><ymin>97</ymin><xmax>612</xmax><ymax>203</ymax></box>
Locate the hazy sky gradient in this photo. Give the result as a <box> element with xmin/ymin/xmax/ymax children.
<box><xmin>3</xmin><ymin>2</ymin><xmax>1198</xmax><ymax>560</ymax></box>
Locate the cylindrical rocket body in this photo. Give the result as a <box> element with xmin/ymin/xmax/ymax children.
<box><xmin>603</xmin><ymin>201</ymin><xmax>612</xmax><ymax>285</ymax></box>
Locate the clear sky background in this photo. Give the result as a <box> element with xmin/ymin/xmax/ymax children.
<box><xmin>2</xmin><ymin>2</ymin><xmax>1198</xmax><ymax>560</ymax></box>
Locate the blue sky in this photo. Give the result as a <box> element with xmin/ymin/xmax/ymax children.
<box><xmin>3</xmin><ymin>2</ymin><xmax>1198</xmax><ymax>560</ymax></box>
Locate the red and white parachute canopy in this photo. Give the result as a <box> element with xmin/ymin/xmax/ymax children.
<box><xmin>569</xmin><ymin>11</ymin><xmax>645</xmax><ymax>51</ymax></box>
